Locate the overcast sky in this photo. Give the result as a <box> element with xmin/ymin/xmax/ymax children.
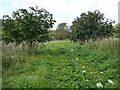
<box><xmin>0</xmin><ymin>0</ymin><xmax>119</xmax><ymax>29</ymax></box>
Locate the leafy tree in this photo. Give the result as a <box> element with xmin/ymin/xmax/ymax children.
<box><xmin>55</xmin><ymin>23</ymin><xmax>71</xmax><ymax>40</ymax></box>
<box><xmin>2</xmin><ymin>6</ymin><xmax>56</xmax><ymax>51</ymax></box>
<box><xmin>113</xmin><ymin>23</ymin><xmax>120</xmax><ymax>38</ymax></box>
<box><xmin>70</xmin><ymin>10</ymin><xmax>115</xmax><ymax>42</ymax></box>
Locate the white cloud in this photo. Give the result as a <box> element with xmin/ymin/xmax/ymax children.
<box><xmin>11</xmin><ymin>2</ymin><xmax>17</xmax><ymax>8</ymax></box>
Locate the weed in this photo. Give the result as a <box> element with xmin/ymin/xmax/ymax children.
<box><xmin>2</xmin><ymin>39</ymin><xmax>119</xmax><ymax>88</ymax></box>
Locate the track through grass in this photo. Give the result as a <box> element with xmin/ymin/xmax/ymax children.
<box><xmin>2</xmin><ymin>39</ymin><xmax>119</xmax><ymax>88</ymax></box>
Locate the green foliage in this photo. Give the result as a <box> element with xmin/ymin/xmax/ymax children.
<box><xmin>70</xmin><ymin>10</ymin><xmax>115</xmax><ymax>42</ymax></box>
<box><xmin>48</xmin><ymin>30</ymin><xmax>56</xmax><ymax>40</ymax></box>
<box><xmin>2</xmin><ymin>39</ymin><xmax>119</xmax><ymax>88</ymax></box>
<box><xmin>113</xmin><ymin>23</ymin><xmax>120</xmax><ymax>38</ymax></box>
<box><xmin>50</xmin><ymin>23</ymin><xmax>71</xmax><ymax>40</ymax></box>
<box><xmin>2</xmin><ymin>6</ymin><xmax>56</xmax><ymax>49</ymax></box>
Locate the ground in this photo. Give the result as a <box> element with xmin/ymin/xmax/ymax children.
<box><xmin>2</xmin><ymin>39</ymin><xmax>119</xmax><ymax>88</ymax></box>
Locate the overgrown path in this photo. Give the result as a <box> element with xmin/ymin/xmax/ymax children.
<box><xmin>3</xmin><ymin>40</ymin><xmax>118</xmax><ymax>88</ymax></box>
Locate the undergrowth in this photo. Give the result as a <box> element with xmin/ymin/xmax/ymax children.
<box><xmin>2</xmin><ymin>38</ymin><xmax>119</xmax><ymax>88</ymax></box>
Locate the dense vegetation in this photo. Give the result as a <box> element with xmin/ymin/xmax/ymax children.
<box><xmin>1</xmin><ymin>6</ymin><xmax>119</xmax><ymax>88</ymax></box>
<box><xmin>70</xmin><ymin>10</ymin><xmax>115</xmax><ymax>42</ymax></box>
<box><xmin>2</xmin><ymin>6</ymin><xmax>55</xmax><ymax>53</ymax></box>
<box><xmin>2</xmin><ymin>39</ymin><xmax>119</xmax><ymax>88</ymax></box>
<box><xmin>49</xmin><ymin>23</ymin><xmax>71</xmax><ymax>40</ymax></box>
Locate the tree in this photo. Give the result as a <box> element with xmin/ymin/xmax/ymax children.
<box><xmin>2</xmin><ymin>6</ymin><xmax>56</xmax><ymax>52</ymax></box>
<box><xmin>55</xmin><ymin>22</ymin><xmax>71</xmax><ymax>40</ymax></box>
<box><xmin>113</xmin><ymin>23</ymin><xmax>120</xmax><ymax>38</ymax></box>
<box><xmin>70</xmin><ymin>10</ymin><xmax>115</xmax><ymax>42</ymax></box>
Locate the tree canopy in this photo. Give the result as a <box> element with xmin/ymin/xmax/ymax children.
<box><xmin>70</xmin><ymin>10</ymin><xmax>115</xmax><ymax>42</ymax></box>
<box><xmin>2</xmin><ymin>6</ymin><xmax>56</xmax><ymax>48</ymax></box>
<box><xmin>55</xmin><ymin>22</ymin><xmax>71</xmax><ymax>40</ymax></box>
<box><xmin>113</xmin><ymin>23</ymin><xmax>120</xmax><ymax>38</ymax></box>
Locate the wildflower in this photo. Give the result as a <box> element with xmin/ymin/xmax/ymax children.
<box><xmin>64</xmin><ymin>60</ymin><xmax>67</xmax><ymax>62</ymax></box>
<box><xmin>83</xmin><ymin>66</ymin><xmax>85</xmax><ymax>68</ymax></box>
<box><xmin>100</xmin><ymin>72</ymin><xmax>103</xmax><ymax>73</ymax></box>
<box><xmin>96</xmin><ymin>82</ymin><xmax>103</xmax><ymax>87</ymax></box>
<box><xmin>76</xmin><ymin>58</ymin><xmax>79</xmax><ymax>60</ymax></box>
<box><xmin>82</xmin><ymin>70</ymin><xmax>86</xmax><ymax>73</ymax></box>
<box><xmin>108</xmin><ymin>79</ymin><xmax>114</xmax><ymax>84</ymax></box>
<box><xmin>71</xmin><ymin>49</ymin><xmax>73</xmax><ymax>52</ymax></box>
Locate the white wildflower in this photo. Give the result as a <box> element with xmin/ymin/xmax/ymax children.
<box><xmin>83</xmin><ymin>66</ymin><xmax>85</xmax><ymax>68</ymax></box>
<box><xmin>96</xmin><ymin>83</ymin><xmax>103</xmax><ymax>87</ymax></box>
<box><xmin>71</xmin><ymin>49</ymin><xmax>73</xmax><ymax>52</ymax></box>
<box><xmin>108</xmin><ymin>79</ymin><xmax>114</xmax><ymax>84</ymax></box>
<box><xmin>100</xmin><ymin>72</ymin><xmax>103</xmax><ymax>73</ymax></box>
<box><xmin>82</xmin><ymin>70</ymin><xmax>86</xmax><ymax>73</ymax></box>
<box><xmin>91</xmin><ymin>72</ymin><xmax>97</xmax><ymax>74</ymax></box>
<box><xmin>64</xmin><ymin>60</ymin><xmax>67</xmax><ymax>62</ymax></box>
<box><xmin>76</xmin><ymin>58</ymin><xmax>79</xmax><ymax>60</ymax></box>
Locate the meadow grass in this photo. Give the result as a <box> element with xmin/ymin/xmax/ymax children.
<box><xmin>2</xmin><ymin>38</ymin><xmax>119</xmax><ymax>88</ymax></box>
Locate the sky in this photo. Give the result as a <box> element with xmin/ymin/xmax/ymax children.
<box><xmin>0</xmin><ymin>0</ymin><xmax>119</xmax><ymax>29</ymax></box>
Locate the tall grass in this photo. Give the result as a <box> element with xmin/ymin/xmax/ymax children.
<box><xmin>87</xmin><ymin>37</ymin><xmax>118</xmax><ymax>54</ymax></box>
<box><xmin>2</xmin><ymin>42</ymin><xmax>28</xmax><ymax>71</ymax></box>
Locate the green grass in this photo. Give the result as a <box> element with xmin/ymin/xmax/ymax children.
<box><xmin>2</xmin><ymin>39</ymin><xmax>119</xmax><ymax>88</ymax></box>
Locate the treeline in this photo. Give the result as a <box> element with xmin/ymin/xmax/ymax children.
<box><xmin>49</xmin><ymin>23</ymin><xmax>71</xmax><ymax>40</ymax></box>
<box><xmin>2</xmin><ymin>6</ymin><xmax>119</xmax><ymax>52</ymax></box>
<box><xmin>49</xmin><ymin>10</ymin><xmax>119</xmax><ymax>43</ymax></box>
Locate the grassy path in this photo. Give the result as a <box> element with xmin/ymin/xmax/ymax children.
<box><xmin>2</xmin><ymin>40</ymin><xmax>119</xmax><ymax>88</ymax></box>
